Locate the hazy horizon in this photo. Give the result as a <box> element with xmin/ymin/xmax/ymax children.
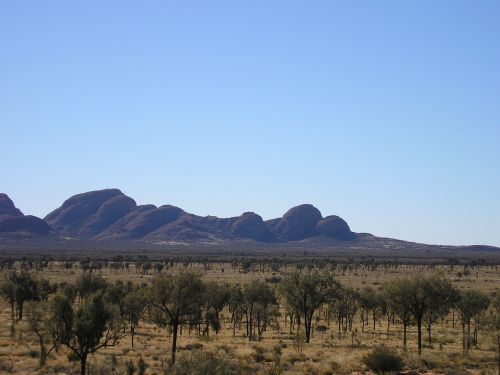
<box><xmin>1</xmin><ymin>1</ymin><xmax>499</xmax><ymax>247</ymax></box>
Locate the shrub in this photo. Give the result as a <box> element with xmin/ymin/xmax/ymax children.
<box><xmin>168</xmin><ymin>350</ymin><xmax>243</xmax><ymax>375</ymax></box>
<box><xmin>294</xmin><ymin>329</ymin><xmax>306</xmax><ymax>355</ymax></box>
<box><xmin>252</xmin><ymin>345</ymin><xmax>266</xmax><ymax>363</ymax></box>
<box><xmin>362</xmin><ymin>346</ymin><xmax>403</xmax><ymax>374</ymax></box>
<box><xmin>184</xmin><ymin>342</ymin><xmax>203</xmax><ymax>350</ymax></box>
<box><xmin>125</xmin><ymin>360</ymin><xmax>136</xmax><ymax>375</ymax></box>
<box><xmin>137</xmin><ymin>356</ymin><xmax>148</xmax><ymax>375</ymax></box>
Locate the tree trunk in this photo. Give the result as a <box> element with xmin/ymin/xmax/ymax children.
<box><xmin>171</xmin><ymin>322</ymin><xmax>178</xmax><ymax>364</ymax></box>
<box><xmin>417</xmin><ymin>317</ymin><xmax>422</xmax><ymax>355</ymax></box>
<box><xmin>18</xmin><ymin>302</ymin><xmax>23</xmax><ymax>321</ymax></box>
<box><xmin>10</xmin><ymin>302</ymin><xmax>15</xmax><ymax>323</ymax></box>
<box><xmin>80</xmin><ymin>354</ymin><xmax>87</xmax><ymax>375</ymax></box>
<box><xmin>304</xmin><ymin>309</ymin><xmax>311</xmax><ymax>343</ymax></box>
<box><xmin>467</xmin><ymin>320</ymin><xmax>471</xmax><ymax>355</ymax></box>
<box><xmin>497</xmin><ymin>335</ymin><xmax>499</xmax><ymax>375</ymax></box>
<box><xmin>403</xmin><ymin>322</ymin><xmax>407</xmax><ymax>351</ymax></box>
<box><xmin>248</xmin><ymin>311</ymin><xmax>253</xmax><ymax>341</ymax></box>
<box><xmin>462</xmin><ymin>323</ymin><xmax>466</xmax><ymax>356</ymax></box>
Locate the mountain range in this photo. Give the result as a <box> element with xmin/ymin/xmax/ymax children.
<box><xmin>1</xmin><ymin>189</ymin><xmax>355</xmax><ymax>244</ymax></box>
<box><xmin>0</xmin><ymin>189</ymin><xmax>498</xmax><ymax>254</ymax></box>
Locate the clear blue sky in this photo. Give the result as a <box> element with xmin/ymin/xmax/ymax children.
<box><xmin>1</xmin><ymin>1</ymin><xmax>499</xmax><ymax>246</ymax></box>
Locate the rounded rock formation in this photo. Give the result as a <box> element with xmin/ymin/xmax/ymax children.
<box><xmin>125</xmin><ymin>205</ymin><xmax>184</xmax><ymax>237</ymax></box>
<box><xmin>0</xmin><ymin>215</ymin><xmax>52</xmax><ymax>234</ymax></box>
<box><xmin>316</xmin><ymin>215</ymin><xmax>355</xmax><ymax>240</ymax></box>
<box><xmin>0</xmin><ymin>193</ymin><xmax>23</xmax><ymax>217</ymax></box>
<box><xmin>231</xmin><ymin>212</ymin><xmax>275</xmax><ymax>242</ymax></box>
<box><xmin>78</xmin><ymin>194</ymin><xmax>137</xmax><ymax>236</ymax></box>
<box><xmin>45</xmin><ymin>189</ymin><xmax>123</xmax><ymax>233</ymax></box>
<box><xmin>274</xmin><ymin>204</ymin><xmax>323</xmax><ymax>241</ymax></box>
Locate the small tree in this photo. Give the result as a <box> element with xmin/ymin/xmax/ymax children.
<box><xmin>26</xmin><ymin>300</ymin><xmax>55</xmax><ymax>367</ymax></box>
<box><xmin>228</xmin><ymin>285</ymin><xmax>245</xmax><ymax>337</ymax></box>
<box><xmin>0</xmin><ymin>279</ymin><xmax>17</xmax><ymax>322</ymax></box>
<box><xmin>384</xmin><ymin>280</ymin><xmax>413</xmax><ymax>350</ymax></box>
<box><xmin>49</xmin><ymin>288</ymin><xmax>124</xmax><ymax>375</ymax></box>
<box><xmin>423</xmin><ymin>276</ymin><xmax>459</xmax><ymax>345</ymax></box>
<box><xmin>149</xmin><ymin>270</ymin><xmax>205</xmax><ymax>364</ymax></box>
<box><xmin>279</xmin><ymin>271</ymin><xmax>337</xmax><ymax>343</ymax></box>
<box><xmin>358</xmin><ymin>287</ymin><xmax>376</xmax><ymax>333</ymax></box>
<box><xmin>387</xmin><ymin>274</ymin><xmax>456</xmax><ymax>355</ymax></box>
<box><xmin>202</xmin><ymin>282</ymin><xmax>230</xmax><ymax>336</ymax></box>
<box><xmin>123</xmin><ymin>287</ymin><xmax>148</xmax><ymax>347</ymax></box>
<box><xmin>7</xmin><ymin>271</ymin><xmax>40</xmax><ymax>321</ymax></box>
<box><xmin>456</xmin><ymin>289</ymin><xmax>490</xmax><ymax>356</ymax></box>
<box><xmin>75</xmin><ymin>272</ymin><xmax>107</xmax><ymax>301</ymax></box>
<box><xmin>242</xmin><ymin>280</ymin><xmax>277</xmax><ymax>341</ymax></box>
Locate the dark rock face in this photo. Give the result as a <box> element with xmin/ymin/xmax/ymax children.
<box><xmin>44</xmin><ymin>189</ymin><xmax>136</xmax><ymax>236</ymax></box>
<box><xmin>124</xmin><ymin>205</ymin><xmax>184</xmax><ymax>237</ymax></box>
<box><xmin>316</xmin><ymin>215</ymin><xmax>356</xmax><ymax>240</ymax></box>
<box><xmin>78</xmin><ymin>195</ymin><xmax>137</xmax><ymax>237</ymax></box>
<box><xmin>145</xmin><ymin>215</ymin><xmax>216</xmax><ymax>242</ymax></box>
<box><xmin>0</xmin><ymin>193</ymin><xmax>53</xmax><ymax>234</ymax></box>
<box><xmin>273</xmin><ymin>204</ymin><xmax>323</xmax><ymax>241</ymax></box>
<box><xmin>0</xmin><ymin>215</ymin><xmax>52</xmax><ymax>234</ymax></box>
<box><xmin>30</xmin><ymin>189</ymin><xmax>357</xmax><ymax>243</ymax></box>
<box><xmin>0</xmin><ymin>194</ymin><xmax>23</xmax><ymax>217</ymax></box>
<box><xmin>231</xmin><ymin>212</ymin><xmax>275</xmax><ymax>242</ymax></box>
<box><xmin>94</xmin><ymin>205</ymin><xmax>157</xmax><ymax>240</ymax></box>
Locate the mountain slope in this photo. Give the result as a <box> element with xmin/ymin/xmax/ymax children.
<box><xmin>44</xmin><ymin>189</ymin><xmax>356</xmax><ymax>243</ymax></box>
<box><xmin>0</xmin><ymin>194</ymin><xmax>52</xmax><ymax>234</ymax></box>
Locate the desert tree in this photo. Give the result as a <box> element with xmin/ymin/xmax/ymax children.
<box><xmin>338</xmin><ymin>286</ymin><xmax>359</xmax><ymax>333</ymax></box>
<box><xmin>49</xmin><ymin>289</ymin><xmax>124</xmax><ymax>375</ymax></box>
<box><xmin>456</xmin><ymin>289</ymin><xmax>490</xmax><ymax>356</ymax></box>
<box><xmin>37</xmin><ymin>278</ymin><xmax>57</xmax><ymax>301</ymax></box>
<box><xmin>149</xmin><ymin>270</ymin><xmax>205</xmax><ymax>364</ymax></box>
<box><xmin>104</xmin><ymin>280</ymin><xmax>128</xmax><ymax>327</ymax></box>
<box><xmin>123</xmin><ymin>286</ymin><xmax>148</xmax><ymax>347</ymax></box>
<box><xmin>384</xmin><ymin>280</ymin><xmax>414</xmax><ymax>350</ymax></box>
<box><xmin>371</xmin><ymin>291</ymin><xmax>387</xmax><ymax>331</ymax></box>
<box><xmin>26</xmin><ymin>300</ymin><xmax>56</xmax><ymax>367</ymax></box>
<box><xmin>75</xmin><ymin>272</ymin><xmax>107</xmax><ymax>302</ymax></box>
<box><xmin>242</xmin><ymin>280</ymin><xmax>277</xmax><ymax>341</ymax></box>
<box><xmin>0</xmin><ymin>279</ymin><xmax>17</xmax><ymax>322</ymax></box>
<box><xmin>2</xmin><ymin>271</ymin><xmax>41</xmax><ymax>321</ymax></box>
<box><xmin>202</xmin><ymin>282</ymin><xmax>230</xmax><ymax>336</ymax></box>
<box><xmin>254</xmin><ymin>295</ymin><xmax>280</xmax><ymax>340</ymax></box>
<box><xmin>388</xmin><ymin>274</ymin><xmax>456</xmax><ymax>355</ymax></box>
<box><xmin>154</xmin><ymin>262</ymin><xmax>165</xmax><ymax>274</ymax></box>
<box><xmin>422</xmin><ymin>277</ymin><xmax>459</xmax><ymax>345</ymax></box>
<box><xmin>228</xmin><ymin>285</ymin><xmax>245</xmax><ymax>337</ymax></box>
<box><xmin>279</xmin><ymin>271</ymin><xmax>337</xmax><ymax>343</ymax></box>
<box><xmin>358</xmin><ymin>287</ymin><xmax>377</xmax><ymax>333</ymax></box>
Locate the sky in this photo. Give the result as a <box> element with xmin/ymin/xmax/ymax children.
<box><xmin>1</xmin><ymin>1</ymin><xmax>499</xmax><ymax>246</ymax></box>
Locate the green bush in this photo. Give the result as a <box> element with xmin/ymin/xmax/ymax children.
<box><xmin>362</xmin><ymin>346</ymin><xmax>403</xmax><ymax>374</ymax></box>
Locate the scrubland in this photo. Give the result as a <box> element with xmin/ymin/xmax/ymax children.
<box><xmin>0</xmin><ymin>258</ymin><xmax>499</xmax><ymax>375</ymax></box>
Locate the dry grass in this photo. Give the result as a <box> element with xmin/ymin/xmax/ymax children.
<box><xmin>0</xmin><ymin>262</ymin><xmax>498</xmax><ymax>374</ymax></box>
